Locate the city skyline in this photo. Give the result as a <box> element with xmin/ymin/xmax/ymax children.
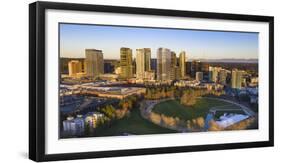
<box><xmin>60</xmin><ymin>23</ymin><xmax>259</xmax><ymax>60</ymax></box>
<box><xmin>59</xmin><ymin>23</ymin><xmax>259</xmax><ymax>138</ymax></box>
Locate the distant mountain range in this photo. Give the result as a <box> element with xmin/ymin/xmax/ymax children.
<box><xmin>189</xmin><ymin>58</ymin><xmax>258</xmax><ymax>63</ymax></box>
<box><xmin>61</xmin><ymin>57</ymin><xmax>258</xmax><ymax>63</ymax></box>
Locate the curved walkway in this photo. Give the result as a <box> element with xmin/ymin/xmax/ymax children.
<box><xmin>202</xmin><ymin>97</ymin><xmax>256</xmax><ymax>117</ymax></box>
<box><xmin>139</xmin><ymin>97</ymin><xmax>256</xmax><ymax>132</ymax></box>
<box><xmin>139</xmin><ymin>98</ymin><xmax>189</xmax><ymax>132</ymax></box>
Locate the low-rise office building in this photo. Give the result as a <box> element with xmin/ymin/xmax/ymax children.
<box><xmin>63</xmin><ymin>115</ymin><xmax>85</xmax><ymax>136</ymax></box>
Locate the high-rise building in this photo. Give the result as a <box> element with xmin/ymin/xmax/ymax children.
<box><xmin>231</xmin><ymin>69</ymin><xmax>244</xmax><ymax>89</ymax></box>
<box><xmin>191</xmin><ymin>60</ymin><xmax>202</xmax><ymax>78</ymax></box>
<box><xmin>179</xmin><ymin>51</ymin><xmax>186</xmax><ymax>78</ymax></box>
<box><xmin>218</xmin><ymin>69</ymin><xmax>228</xmax><ymax>85</ymax></box>
<box><xmin>85</xmin><ymin>49</ymin><xmax>104</xmax><ymax>77</ymax></box>
<box><xmin>136</xmin><ymin>48</ymin><xmax>151</xmax><ymax>79</ymax></box>
<box><xmin>185</xmin><ymin>61</ymin><xmax>191</xmax><ymax>76</ymax></box>
<box><xmin>209</xmin><ymin>66</ymin><xmax>221</xmax><ymax>82</ymax></box>
<box><xmin>132</xmin><ymin>58</ymin><xmax>136</xmax><ymax>76</ymax></box>
<box><xmin>120</xmin><ymin>47</ymin><xmax>133</xmax><ymax>79</ymax></box>
<box><xmin>202</xmin><ymin>62</ymin><xmax>209</xmax><ymax>80</ymax></box>
<box><xmin>171</xmin><ymin>51</ymin><xmax>177</xmax><ymax>67</ymax></box>
<box><xmin>209</xmin><ymin>66</ymin><xmax>229</xmax><ymax>84</ymax></box>
<box><xmin>150</xmin><ymin>58</ymin><xmax>157</xmax><ymax>72</ymax></box>
<box><xmin>60</xmin><ymin>58</ymin><xmax>85</xmax><ymax>74</ymax></box>
<box><xmin>196</xmin><ymin>72</ymin><xmax>204</xmax><ymax>81</ymax></box>
<box><xmin>157</xmin><ymin>48</ymin><xmax>172</xmax><ymax>81</ymax></box>
<box><xmin>170</xmin><ymin>51</ymin><xmax>178</xmax><ymax>80</ymax></box>
<box><xmin>103</xmin><ymin>59</ymin><xmax>119</xmax><ymax>74</ymax></box>
<box><xmin>144</xmin><ymin>48</ymin><xmax>151</xmax><ymax>71</ymax></box>
<box><xmin>68</xmin><ymin>60</ymin><xmax>82</xmax><ymax>77</ymax></box>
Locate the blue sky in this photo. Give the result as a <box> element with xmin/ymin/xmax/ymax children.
<box><xmin>60</xmin><ymin>23</ymin><xmax>258</xmax><ymax>60</ymax></box>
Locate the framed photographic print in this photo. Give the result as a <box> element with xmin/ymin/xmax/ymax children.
<box><xmin>29</xmin><ymin>1</ymin><xmax>274</xmax><ymax>162</ymax></box>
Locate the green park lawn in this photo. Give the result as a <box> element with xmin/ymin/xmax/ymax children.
<box><xmin>89</xmin><ymin>98</ymin><xmax>243</xmax><ymax>137</ymax></box>
<box><xmin>92</xmin><ymin>106</ymin><xmax>177</xmax><ymax>137</ymax></box>
<box><xmin>152</xmin><ymin>98</ymin><xmax>241</xmax><ymax>121</ymax></box>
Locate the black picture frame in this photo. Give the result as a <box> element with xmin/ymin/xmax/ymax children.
<box><xmin>29</xmin><ymin>1</ymin><xmax>274</xmax><ymax>162</ymax></box>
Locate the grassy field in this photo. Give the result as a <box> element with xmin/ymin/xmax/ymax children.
<box><xmin>152</xmin><ymin>98</ymin><xmax>241</xmax><ymax>121</ymax></box>
<box><xmin>86</xmin><ymin>98</ymin><xmax>244</xmax><ymax>137</ymax></box>
<box><xmin>92</xmin><ymin>106</ymin><xmax>177</xmax><ymax>137</ymax></box>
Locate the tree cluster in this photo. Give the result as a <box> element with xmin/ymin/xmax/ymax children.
<box><xmin>180</xmin><ymin>88</ymin><xmax>225</xmax><ymax>107</ymax></box>
<box><xmin>98</xmin><ymin>96</ymin><xmax>137</xmax><ymax>121</ymax></box>
<box><xmin>186</xmin><ymin>117</ymin><xmax>205</xmax><ymax>131</ymax></box>
<box><xmin>145</xmin><ymin>86</ymin><xmax>180</xmax><ymax>100</ymax></box>
<box><xmin>149</xmin><ymin>111</ymin><xmax>206</xmax><ymax>131</ymax></box>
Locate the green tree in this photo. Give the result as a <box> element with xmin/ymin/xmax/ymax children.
<box><xmin>84</xmin><ymin>122</ymin><xmax>91</xmax><ymax>136</ymax></box>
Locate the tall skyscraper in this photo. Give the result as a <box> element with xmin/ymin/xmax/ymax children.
<box><xmin>209</xmin><ymin>66</ymin><xmax>220</xmax><ymax>82</ymax></box>
<box><xmin>185</xmin><ymin>61</ymin><xmax>191</xmax><ymax>76</ymax></box>
<box><xmin>150</xmin><ymin>58</ymin><xmax>157</xmax><ymax>72</ymax></box>
<box><xmin>179</xmin><ymin>51</ymin><xmax>186</xmax><ymax>78</ymax></box>
<box><xmin>68</xmin><ymin>60</ymin><xmax>82</xmax><ymax>77</ymax></box>
<box><xmin>231</xmin><ymin>69</ymin><xmax>244</xmax><ymax>89</ymax></box>
<box><xmin>202</xmin><ymin>62</ymin><xmax>209</xmax><ymax>80</ymax></box>
<box><xmin>218</xmin><ymin>69</ymin><xmax>228</xmax><ymax>85</ymax></box>
<box><xmin>191</xmin><ymin>60</ymin><xmax>202</xmax><ymax>78</ymax></box>
<box><xmin>136</xmin><ymin>48</ymin><xmax>151</xmax><ymax>79</ymax></box>
<box><xmin>157</xmin><ymin>48</ymin><xmax>171</xmax><ymax>81</ymax></box>
<box><xmin>85</xmin><ymin>49</ymin><xmax>104</xmax><ymax>77</ymax></box>
<box><xmin>120</xmin><ymin>47</ymin><xmax>133</xmax><ymax>79</ymax></box>
<box><xmin>209</xmin><ymin>66</ymin><xmax>229</xmax><ymax>84</ymax></box>
<box><xmin>132</xmin><ymin>58</ymin><xmax>136</xmax><ymax>75</ymax></box>
<box><xmin>170</xmin><ymin>51</ymin><xmax>178</xmax><ymax>80</ymax></box>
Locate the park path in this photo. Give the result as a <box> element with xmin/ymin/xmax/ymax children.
<box><xmin>139</xmin><ymin>97</ymin><xmax>256</xmax><ymax>132</ymax></box>
<box><xmin>139</xmin><ymin>98</ymin><xmax>190</xmax><ymax>132</ymax></box>
<box><xmin>202</xmin><ymin>97</ymin><xmax>256</xmax><ymax>117</ymax></box>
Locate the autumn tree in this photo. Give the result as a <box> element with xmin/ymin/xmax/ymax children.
<box><xmin>101</xmin><ymin>105</ymin><xmax>116</xmax><ymax>119</ymax></box>
<box><xmin>180</xmin><ymin>89</ymin><xmax>197</xmax><ymax>106</ymax></box>
<box><xmin>208</xmin><ymin>120</ymin><xmax>222</xmax><ymax>131</ymax></box>
<box><xmin>149</xmin><ymin>112</ymin><xmax>162</xmax><ymax>125</ymax></box>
